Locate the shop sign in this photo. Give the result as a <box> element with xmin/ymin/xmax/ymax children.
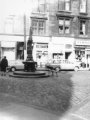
<box><xmin>76</xmin><ymin>40</ymin><xmax>90</xmax><ymax>45</ymax></box>
<box><xmin>1</xmin><ymin>41</ymin><xmax>15</xmax><ymax>47</ymax></box>
<box><xmin>36</xmin><ymin>44</ymin><xmax>48</xmax><ymax>49</ymax></box>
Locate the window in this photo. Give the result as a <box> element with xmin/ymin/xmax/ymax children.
<box><xmin>59</xmin><ymin>18</ymin><xmax>70</xmax><ymax>34</ymax></box>
<box><xmin>75</xmin><ymin>49</ymin><xmax>85</xmax><ymax>61</ymax></box>
<box><xmin>58</xmin><ymin>0</ymin><xmax>71</xmax><ymax>11</ymax></box>
<box><xmin>32</xmin><ymin>19</ymin><xmax>45</xmax><ymax>35</ymax></box>
<box><xmin>33</xmin><ymin>0</ymin><xmax>46</xmax><ymax>13</ymax></box>
<box><xmin>79</xmin><ymin>19</ymin><xmax>87</xmax><ymax>35</ymax></box>
<box><xmin>38</xmin><ymin>0</ymin><xmax>46</xmax><ymax>12</ymax></box>
<box><xmin>32</xmin><ymin>20</ymin><xmax>38</xmax><ymax>35</ymax></box>
<box><xmin>80</xmin><ymin>0</ymin><xmax>87</xmax><ymax>13</ymax></box>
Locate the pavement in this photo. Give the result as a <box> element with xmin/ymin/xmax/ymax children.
<box><xmin>0</xmin><ymin>98</ymin><xmax>58</xmax><ymax>120</ymax></box>
<box><xmin>0</xmin><ymin>95</ymin><xmax>90</xmax><ymax>120</ymax></box>
<box><xmin>0</xmin><ymin>71</ymin><xmax>90</xmax><ymax>120</ymax></box>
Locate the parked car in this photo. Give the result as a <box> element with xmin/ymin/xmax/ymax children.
<box><xmin>45</xmin><ymin>59</ymin><xmax>81</xmax><ymax>71</ymax></box>
<box><xmin>7</xmin><ymin>60</ymin><xmax>24</xmax><ymax>72</ymax></box>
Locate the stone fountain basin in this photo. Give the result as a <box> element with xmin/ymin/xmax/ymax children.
<box><xmin>9</xmin><ymin>71</ymin><xmax>49</xmax><ymax>78</ymax></box>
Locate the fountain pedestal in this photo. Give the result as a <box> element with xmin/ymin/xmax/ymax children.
<box><xmin>23</xmin><ymin>61</ymin><xmax>37</xmax><ymax>72</ymax></box>
<box><xmin>23</xmin><ymin>27</ymin><xmax>37</xmax><ymax>72</ymax></box>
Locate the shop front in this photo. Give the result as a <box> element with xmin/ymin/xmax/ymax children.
<box><xmin>51</xmin><ymin>44</ymin><xmax>65</xmax><ymax>60</ymax></box>
<box><xmin>35</xmin><ymin>43</ymin><xmax>48</xmax><ymax>67</ymax></box>
<box><xmin>32</xmin><ymin>36</ymin><xmax>50</xmax><ymax>67</ymax></box>
<box><xmin>0</xmin><ymin>35</ymin><xmax>25</xmax><ymax>61</ymax></box>
<box><xmin>65</xmin><ymin>44</ymin><xmax>74</xmax><ymax>61</ymax></box>
<box><xmin>1</xmin><ymin>41</ymin><xmax>24</xmax><ymax>61</ymax></box>
<box><xmin>51</xmin><ymin>37</ymin><xmax>74</xmax><ymax>61</ymax></box>
<box><xmin>75</xmin><ymin>40</ymin><xmax>90</xmax><ymax>68</ymax></box>
<box><xmin>1</xmin><ymin>41</ymin><xmax>16</xmax><ymax>60</ymax></box>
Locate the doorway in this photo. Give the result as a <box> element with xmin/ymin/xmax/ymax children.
<box><xmin>65</xmin><ymin>52</ymin><xmax>71</xmax><ymax>59</ymax></box>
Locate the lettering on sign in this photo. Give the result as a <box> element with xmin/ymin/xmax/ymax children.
<box><xmin>76</xmin><ymin>41</ymin><xmax>90</xmax><ymax>45</ymax></box>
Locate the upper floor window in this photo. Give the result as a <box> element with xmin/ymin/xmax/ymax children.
<box><xmin>38</xmin><ymin>0</ymin><xmax>46</xmax><ymax>12</ymax></box>
<box><xmin>32</xmin><ymin>0</ymin><xmax>46</xmax><ymax>13</ymax></box>
<box><xmin>59</xmin><ymin>18</ymin><xmax>70</xmax><ymax>34</ymax></box>
<box><xmin>32</xmin><ymin>19</ymin><xmax>45</xmax><ymax>35</ymax></box>
<box><xmin>79</xmin><ymin>19</ymin><xmax>87</xmax><ymax>35</ymax></box>
<box><xmin>80</xmin><ymin>0</ymin><xmax>87</xmax><ymax>13</ymax></box>
<box><xmin>58</xmin><ymin>0</ymin><xmax>71</xmax><ymax>11</ymax></box>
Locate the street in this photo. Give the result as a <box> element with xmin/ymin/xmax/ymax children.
<box><xmin>0</xmin><ymin>70</ymin><xmax>90</xmax><ymax>120</ymax></box>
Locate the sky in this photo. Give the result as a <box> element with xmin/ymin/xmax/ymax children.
<box><xmin>0</xmin><ymin>0</ymin><xmax>57</xmax><ymax>22</ymax></box>
<box><xmin>0</xmin><ymin>0</ymin><xmax>56</xmax><ymax>16</ymax></box>
<box><xmin>0</xmin><ymin>0</ymin><xmax>38</xmax><ymax>19</ymax></box>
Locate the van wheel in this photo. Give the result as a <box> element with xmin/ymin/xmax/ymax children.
<box><xmin>11</xmin><ymin>67</ymin><xmax>16</xmax><ymax>72</ymax></box>
<box><xmin>74</xmin><ymin>67</ymin><xmax>79</xmax><ymax>72</ymax></box>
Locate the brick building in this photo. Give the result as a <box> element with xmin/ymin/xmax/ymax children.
<box><xmin>0</xmin><ymin>0</ymin><xmax>90</xmax><ymax>67</ymax></box>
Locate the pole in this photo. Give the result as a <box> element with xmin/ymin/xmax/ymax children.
<box><xmin>24</xmin><ymin>12</ymin><xmax>27</xmax><ymax>60</ymax></box>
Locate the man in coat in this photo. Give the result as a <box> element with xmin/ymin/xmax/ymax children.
<box><xmin>1</xmin><ymin>56</ymin><xmax>8</xmax><ymax>76</ymax></box>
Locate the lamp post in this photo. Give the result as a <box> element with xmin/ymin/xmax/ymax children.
<box><xmin>27</xmin><ymin>27</ymin><xmax>33</xmax><ymax>61</ymax></box>
<box><xmin>23</xmin><ymin>0</ymin><xmax>33</xmax><ymax>60</ymax></box>
<box><xmin>24</xmin><ymin>13</ymin><xmax>27</xmax><ymax>60</ymax></box>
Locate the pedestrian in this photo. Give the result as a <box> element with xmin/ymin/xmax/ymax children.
<box><xmin>1</xmin><ymin>56</ymin><xmax>8</xmax><ymax>76</ymax></box>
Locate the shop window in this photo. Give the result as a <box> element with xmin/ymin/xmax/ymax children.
<box><xmin>59</xmin><ymin>18</ymin><xmax>70</xmax><ymax>34</ymax></box>
<box><xmin>32</xmin><ymin>19</ymin><xmax>45</xmax><ymax>35</ymax></box>
<box><xmin>16</xmin><ymin>42</ymin><xmax>24</xmax><ymax>60</ymax></box>
<box><xmin>58</xmin><ymin>0</ymin><xmax>71</xmax><ymax>11</ymax></box>
<box><xmin>53</xmin><ymin>53</ymin><xmax>63</xmax><ymax>60</ymax></box>
<box><xmin>80</xmin><ymin>0</ymin><xmax>87</xmax><ymax>13</ymax></box>
<box><xmin>36</xmin><ymin>43</ymin><xmax>48</xmax><ymax>66</ymax></box>
<box><xmin>79</xmin><ymin>19</ymin><xmax>87</xmax><ymax>35</ymax></box>
<box><xmin>36</xmin><ymin>51</ymin><xmax>48</xmax><ymax>67</ymax></box>
<box><xmin>75</xmin><ymin>50</ymin><xmax>85</xmax><ymax>61</ymax></box>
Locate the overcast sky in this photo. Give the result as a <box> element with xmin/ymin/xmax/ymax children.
<box><xmin>0</xmin><ymin>0</ymin><xmax>57</xmax><ymax>22</ymax></box>
<box><xmin>0</xmin><ymin>0</ymin><xmax>38</xmax><ymax>19</ymax></box>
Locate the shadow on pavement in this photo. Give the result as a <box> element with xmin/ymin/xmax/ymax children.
<box><xmin>0</xmin><ymin>71</ymin><xmax>74</xmax><ymax>119</ymax></box>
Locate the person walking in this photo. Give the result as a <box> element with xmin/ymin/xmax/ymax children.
<box><xmin>1</xmin><ymin>56</ymin><xmax>8</xmax><ymax>76</ymax></box>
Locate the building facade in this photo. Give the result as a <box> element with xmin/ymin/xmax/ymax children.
<box><xmin>0</xmin><ymin>0</ymin><xmax>90</xmax><ymax>67</ymax></box>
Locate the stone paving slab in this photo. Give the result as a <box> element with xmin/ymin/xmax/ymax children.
<box><xmin>74</xmin><ymin>105</ymin><xmax>90</xmax><ymax>120</ymax></box>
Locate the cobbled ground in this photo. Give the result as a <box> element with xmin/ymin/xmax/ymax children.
<box><xmin>69</xmin><ymin>71</ymin><xmax>90</xmax><ymax>107</ymax></box>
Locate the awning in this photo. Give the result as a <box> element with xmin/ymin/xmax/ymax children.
<box><xmin>65</xmin><ymin>44</ymin><xmax>73</xmax><ymax>52</ymax></box>
<box><xmin>75</xmin><ymin>46</ymin><xmax>85</xmax><ymax>50</ymax></box>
